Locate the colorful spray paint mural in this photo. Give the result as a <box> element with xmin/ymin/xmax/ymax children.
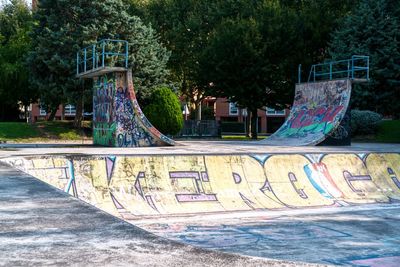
<box><xmin>3</xmin><ymin>153</ymin><xmax>399</xmax><ymax>217</ymax></box>
<box><xmin>261</xmin><ymin>79</ymin><xmax>351</xmax><ymax>146</ymax></box>
<box><xmin>93</xmin><ymin>70</ymin><xmax>175</xmax><ymax>147</ymax></box>
<box><xmin>93</xmin><ymin>75</ymin><xmax>116</xmax><ymax>146</ymax></box>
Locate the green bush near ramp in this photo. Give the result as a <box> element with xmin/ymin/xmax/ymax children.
<box><xmin>351</xmin><ymin>110</ymin><xmax>382</xmax><ymax>136</ymax></box>
<box><xmin>144</xmin><ymin>87</ymin><xmax>183</xmax><ymax>135</ymax></box>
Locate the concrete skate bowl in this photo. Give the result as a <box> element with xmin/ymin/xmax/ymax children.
<box><xmin>3</xmin><ymin>153</ymin><xmax>400</xmax><ymax>265</ymax></box>
<box><xmin>261</xmin><ymin>79</ymin><xmax>351</xmax><ymax>146</ymax></box>
<box><xmin>3</xmin><ymin>153</ymin><xmax>400</xmax><ymax>217</ymax></box>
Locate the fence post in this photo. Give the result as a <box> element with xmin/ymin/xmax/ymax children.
<box><xmin>329</xmin><ymin>62</ymin><xmax>332</xmax><ymax>80</ymax></box>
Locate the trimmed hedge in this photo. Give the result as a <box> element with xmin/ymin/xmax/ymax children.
<box><xmin>143</xmin><ymin>87</ymin><xmax>183</xmax><ymax>135</ymax></box>
<box><xmin>351</xmin><ymin>110</ymin><xmax>382</xmax><ymax>136</ymax></box>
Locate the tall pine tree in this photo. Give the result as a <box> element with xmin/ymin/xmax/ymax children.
<box><xmin>330</xmin><ymin>0</ymin><xmax>400</xmax><ymax>117</ymax></box>
<box><xmin>29</xmin><ymin>0</ymin><xmax>170</xmax><ymax>125</ymax></box>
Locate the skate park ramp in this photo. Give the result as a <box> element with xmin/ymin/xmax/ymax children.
<box><xmin>92</xmin><ymin>69</ymin><xmax>175</xmax><ymax>147</ymax></box>
<box><xmin>260</xmin><ymin>79</ymin><xmax>351</xmax><ymax>146</ymax></box>
<box><xmin>77</xmin><ymin>39</ymin><xmax>175</xmax><ymax>147</ymax></box>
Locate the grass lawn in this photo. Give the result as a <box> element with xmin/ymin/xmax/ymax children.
<box><xmin>0</xmin><ymin>121</ymin><xmax>91</xmax><ymax>142</ymax></box>
<box><xmin>36</xmin><ymin>121</ymin><xmax>90</xmax><ymax>140</ymax></box>
<box><xmin>0</xmin><ymin>122</ymin><xmax>41</xmax><ymax>141</ymax></box>
<box><xmin>376</xmin><ymin>120</ymin><xmax>400</xmax><ymax>143</ymax></box>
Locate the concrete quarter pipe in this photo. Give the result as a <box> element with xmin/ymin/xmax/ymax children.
<box><xmin>77</xmin><ymin>39</ymin><xmax>175</xmax><ymax>147</ymax></box>
<box><xmin>260</xmin><ymin>79</ymin><xmax>351</xmax><ymax>146</ymax></box>
<box><xmin>93</xmin><ymin>70</ymin><xmax>175</xmax><ymax>147</ymax></box>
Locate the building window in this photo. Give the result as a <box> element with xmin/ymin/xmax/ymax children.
<box><xmin>65</xmin><ymin>104</ymin><xmax>76</xmax><ymax>116</ymax></box>
<box><xmin>229</xmin><ymin>102</ymin><xmax>238</xmax><ymax>115</ymax></box>
<box><xmin>39</xmin><ymin>106</ymin><xmax>47</xmax><ymax>116</ymax></box>
<box><xmin>266</xmin><ymin>107</ymin><xmax>285</xmax><ymax>116</ymax></box>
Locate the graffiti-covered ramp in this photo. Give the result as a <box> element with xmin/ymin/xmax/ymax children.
<box><xmin>260</xmin><ymin>79</ymin><xmax>351</xmax><ymax>146</ymax></box>
<box><xmin>76</xmin><ymin>39</ymin><xmax>175</xmax><ymax>147</ymax></box>
<box><xmin>92</xmin><ymin>70</ymin><xmax>175</xmax><ymax>147</ymax></box>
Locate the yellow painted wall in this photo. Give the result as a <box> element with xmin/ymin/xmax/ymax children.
<box><xmin>4</xmin><ymin>153</ymin><xmax>400</xmax><ymax>218</ymax></box>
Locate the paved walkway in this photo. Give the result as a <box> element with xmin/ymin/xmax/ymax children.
<box><xmin>0</xmin><ymin>141</ymin><xmax>399</xmax><ymax>158</ymax></box>
<box><xmin>0</xmin><ymin>162</ymin><xmax>312</xmax><ymax>267</ymax></box>
<box><xmin>136</xmin><ymin>204</ymin><xmax>400</xmax><ymax>266</ymax></box>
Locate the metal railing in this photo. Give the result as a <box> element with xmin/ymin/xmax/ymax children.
<box><xmin>76</xmin><ymin>39</ymin><xmax>129</xmax><ymax>75</ymax></box>
<box><xmin>298</xmin><ymin>55</ymin><xmax>370</xmax><ymax>83</ymax></box>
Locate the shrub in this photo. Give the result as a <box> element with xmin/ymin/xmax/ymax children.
<box><xmin>143</xmin><ymin>87</ymin><xmax>183</xmax><ymax>135</ymax></box>
<box><xmin>351</xmin><ymin>110</ymin><xmax>383</xmax><ymax>136</ymax></box>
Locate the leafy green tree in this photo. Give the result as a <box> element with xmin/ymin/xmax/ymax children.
<box><xmin>330</xmin><ymin>0</ymin><xmax>400</xmax><ymax>118</ymax></box>
<box><xmin>133</xmin><ymin>0</ymin><xmax>355</xmax><ymax>137</ymax></box>
<box><xmin>143</xmin><ymin>87</ymin><xmax>183</xmax><ymax>135</ymax></box>
<box><xmin>198</xmin><ymin>1</ymin><xmax>302</xmax><ymax>138</ymax></box>
<box><xmin>0</xmin><ymin>0</ymin><xmax>35</xmax><ymax>121</ymax></box>
<box><xmin>135</xmin><ymin>0</ymin><xmax>266</xmax><ymax>121</ymax></box>
<box><xmin>281</xmin><ymin>0</ymin><xmax>358</xmax><ymax>67</ymax></box>
<box><xmin>29</xmin><ymin>0</ymin><xmax>170</xmax><ymax>125</ymax></box>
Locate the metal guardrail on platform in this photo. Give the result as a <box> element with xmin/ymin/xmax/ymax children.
<box><xmin>76</xmin><ymin>39</ymin><xmax>129</xmax><ymax>76</ymax></box>
<box><xmin>298</xmin><ymin>55</ymin><xmax>370</xmax><ymax>83</ymax></box>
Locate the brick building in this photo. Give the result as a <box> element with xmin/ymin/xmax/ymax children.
<box><xmin>203</xmin><ymin>97</ymin><xmax>288</xmax><ymax>134</ymax></box>
<box><xmin>29</xmin><ymin>103</ymin><xmax>77</xmax><ymax>123</ymax></box>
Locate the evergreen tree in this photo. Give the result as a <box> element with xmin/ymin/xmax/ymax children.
<box><xmin>29</xmin><ymin>0</ymin><xmax>170</xmax><ymax>125</ymax></box>
<box><xmin>330</xmin><ymin>0</ymin><xmax>400</xmax><ymax>117</ymax></box>
<box><xmin>143</xmin><ymin>86</ymin><xmax>183</xmax><ymax>135</ymax></box>
<box><xmin>199</xmin><ymin>3</ymin><xmax>299</xmax><ymax>139</ymax></box>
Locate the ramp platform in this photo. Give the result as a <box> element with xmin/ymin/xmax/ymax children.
<box><xmin>77</xmin><ymin>39</ymin><xmax>175</xmax><ymax>147</ymax></box>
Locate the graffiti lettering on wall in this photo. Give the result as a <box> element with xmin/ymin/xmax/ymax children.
<box><xmin>115</xmin><ymin>84</ymin><xmax>155</xmax><ymax>147</ymax></box>
<box><xmin>169</xmin><ymin>171</ymin><xmax>217</xmax><ymax>202</ymax></box>
<box><xmin>263</xmin><ymin>79</ymin><xmax>351</xmax><ymax>145</ymax></box>
<box><xmin>3</xmin><ymin>153</ymin><xmax>399</xmax><ymax>217</ymax></box>
<box><xmin>93</xmin><ymin>75</ymin><xmax>116</xmax><ymax>146</ymax></box>
<box><xmin>93</xmin><ymin>122</ymin><xmax>116</xmax><ymax>146</ymax></box>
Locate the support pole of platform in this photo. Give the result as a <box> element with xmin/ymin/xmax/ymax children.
<box><xmin>125</xmin><ymin>42</ymin><xmax>129</xmax><ymax>68</ymax></box>
<box><xmin>92</xmin><ymin>44</ymin><xmax>96</xmax><ymax>69</ymax></box>
<box><xmin>102</xmin><ymin>41</ymin><xmax>105</xmax><ymax>68</ymax></box>
<box><xmin>298</xmin><ymin>64</ymin><xmax>301</xmax><ymax>84</ymax></box>
<box><xmin>313</xmin><ymin>66</ymin><xmax>316</xmax><ymax>82</ymax></box>
<box><xmin>76</xmin><ymin>52</ymin><xmax>79</xmax><ymax>75</ymax></box>
<box><xmin>347</xmin><ymin>61</ymin><xmax>350</xmax><ymax>78</ymax></box>
<box><xmin>351</xmin><ymin>57</ymin><xmax>354</xmax><ymax>79</ymax></box>
<box><xmin>84</xmin><ymin>49</ymin><xmax>87</xmax><ymax>72</ymax></box>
